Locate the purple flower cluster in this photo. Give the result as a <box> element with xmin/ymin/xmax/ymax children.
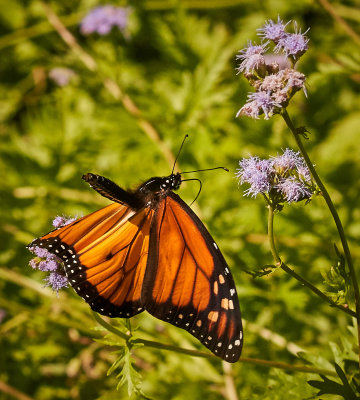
<box><xmin>28</xmin><ymin>245</ymin><xmax>68</xmax><ymax>293</ymax></box>
<box><xmin>236</xmin><ymin>42</ymin><xmax>268</xmax><ymax>74</ymax></box>
<box><xmin>258</xmin><ymin>17</ymin><xmax>309</xmax><ymax>59</ymax></box>
<box><xmin>257</xmin><ymin>17</ymin><xmax>290</xmax><ymax>42</ymax></box>
<box><xmin>238</xmin><ymin>157</ymin><xmax>273</xmax><ymax>197</ymax></box>
<box><xmin>80</xmin><ymin>5</ymin><xmax>129</xmax><ymax>36</ymax></box>
<box><xmin>28</xmin><ymin>215</ymin><xmax>76</xmax><ymax>292</ymax></box>
<box><xmin>29</xmin><ymin>246</ymin><xmax>60</xmax><ymax>272</ymax></box>
<box><xmin>237</xmin><ymin>148</ymin><xmax>314</xmax><ymax>204</ymax></box>
<box><xmin>52</xmin><ymin>215</ymin><xmax>77</xmax><ymax>228</ymax></box>
<box><xmin>274</xmin><ymin>23</ymin><xmax>309</xmax><ymax>59</ymax></box>
<box><xmin>236</xmin><ymin>17</ymin><xmax>309</xmax><ymax>120</ymax></box>
<box><xmin>236</xmin><ymin>91</ymin><xmax>281</xmax><ymax>119</ymax></box>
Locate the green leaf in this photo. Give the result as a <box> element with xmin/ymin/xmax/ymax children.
<box><xmin>112</xmin><ymin>344</ymin><xmax>148</xmax><ymax>399</ymax></box>
<box><xmin>308</xmin><ymin>363</ymin><xmax>358</xmax><ymax>399</ymax></box>
<box><xmin>244</xmin><ymin>264</ymin><xmax>277</xmax><ymax>278</ymax></box>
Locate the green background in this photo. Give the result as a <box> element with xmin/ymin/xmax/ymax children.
<box><xmin>1</xmin><ymin>0</ymin><xmax>360</xmax><ymax>399</ymax></box>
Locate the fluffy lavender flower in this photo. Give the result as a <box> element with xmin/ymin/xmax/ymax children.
<box><xmin>237</xmin><ymin>91</ymin><xmax>280</xmax><ymax>120</ymax></box>
<box><xmin>297</xmin><ymin>165</ymin><xmax>311</xmax><ymax>181</ymax></box>
<box><xmin>275</xmin><ymin>24</ymin><xmax>309</xmax><ymax>59</ymax></box>
<box><xmin>272</xmin><ymin>149</ymin><xmax>305</xmax><ymax>172</ymax></box>
<box><xmin>257</xmin><ymin>16</ymin><xmax>290</xmax><ymax>42</ymax></box>
<box><xmin>238</xmin><ymin>149</ymin><xmax>315</xmax><ymax>204</ymax></box>
<box><xmin>44</xmin><ymin>272</ymin><xmax>69</xmax><ymax>293</ymax></box>
<box><xmin>28</xmin><ymin>245</ymin><xmax>52</xmax><ymax>259</ymax></box>
<box><xmin>29</xmin><ymin>258</ymin><xmax>38</xmax><ymax>269</ymax></box>
<box><xmin>38</xmin><ymin>258</ymin><xmax>59</xmax><ymax>272</ymax></box>
<box><xmin>261</xmin><ymin>69</ymin><xmax>305</xmax><ymax>93</ymax></box>
<box><xmin>236</xmin><ymin>100</ymin><xmax>260</xmax><ymax>119</ymax></box>
<box><xmin>237</xmin><ymin>157</ymin><xmax>273</xmax><ymax>197</ymax></box>
<box><xmin>80</xmin><ymin>6</ymin><xmax>129</xmax><ymax>36</ymax></box>
<box><xmin>28</xmin><ymin>244</ymin><xmax>68</xmax><ymax>291</ymax></box>
<box><xmin>248</xmin><ymin>69</ymin><xmax>306</xmax><ymax>110</ymax></box>
<box><xmin>49</xmin><ymin>68</ymin><xmax>76</xmax><ymax>87</ymax></box>
<box><xmin>276</xmin><ymin>177</ymin><xmax>312</xmax><ymax>203</ymax></box>
<box><xmin>53</xmin><ymin>215</ymin><xmax>77</xmax><ymax>229</ymax></box>
<box><xmin>28</xmin><ymin>246</ymin><xmax>63</xmax><ymax>272</ymax></box>
<box><xmin>235</xmin><ymin>18</ymin><xmax>309</xmax><ymax>120</ymax></box>
<box><xmin>236</xmin><ymin>41</ymin><xmax>268</xmax><ymax>74</ymax></box>
<box><xmin>272</xmin><ymin>148</ymin><xmax>312</xmax><ymax>185</ymax></box>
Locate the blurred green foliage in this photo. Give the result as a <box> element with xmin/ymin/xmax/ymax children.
<box><xmin>1</xmin><ymin>0</ymin><xmax>360</xmax><ymax>399</ymax></box>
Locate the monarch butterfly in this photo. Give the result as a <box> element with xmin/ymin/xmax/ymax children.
<box><xmin>28</xmin><ymin>147</ymin><xmax>243</xmax><ymax>362</ymax></box>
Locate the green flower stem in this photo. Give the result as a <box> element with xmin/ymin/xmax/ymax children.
<box><xmin>267</xmin><ymin>203</ymin><xmax>281</xmax><ymax>265</ymax></box>
<box><xmin>281</xmin><ymin>109</ymin><xmax>360</xmax><ymax>367</ymax></box>
<box><xmin>267</xmin><ymin>205</ymin><xmax>356</xmax><ymax>318</ymax></box>
<box><xmin>92</xmin><ymin>312</ymin><xmax>337</xmax><ymax>376</ymax></box>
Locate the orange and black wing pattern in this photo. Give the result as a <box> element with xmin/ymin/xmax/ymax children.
<box><xmin>30</xmin><ymin>202</ymin><xmax>153</xmax><ymax>318</ymax></box>
<box><xmin>142</xmin><ymin>193</ymin><xmax>243</xmax><ymax>362</ymax></box>
<box><xmin>28</xmin><ymin>171</ymin><xmax>243</xmax><ymax>362</ymax></box>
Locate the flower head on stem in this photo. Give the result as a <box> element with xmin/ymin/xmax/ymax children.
<box><xmin>28</xmin><ymin>215</ymin><xmax>77</xmax><ymax>293</ymax></box>
<box><xmin>237</xmin><ymin>149</ymin><xmax>316</xmax><ymax>207</ymax></box>
<box><xmin>274</xmin><ymin>23</ymin><xmax>309</xmax><ymax>60</ymax></box>
<box><xmin>235</xmin><ymin>17</ymin><xmax>309</xmax><ymax>120</ymax></box>
<box><xmin>257</xmin><ymin>16</ymin><xmax>290</xmax><ymax>42</ymax></box>
<box><xmin>80</xmin><ymin>5</ymin><xmax>129</xmax><ymax>36</ymax></box>
<box><xmin>236</xmin><ymin>41</ymin><xmax>268</xmax><ymax>74</ymax></box>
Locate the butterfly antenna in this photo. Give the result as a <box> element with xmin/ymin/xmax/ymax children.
<box><xmin>181</xmin><ymin>166</ymin><xmax>229</xmax><ymax>174</ymax></box>
<box><xmin>181</xmin><ymin>178</ymin><xmax>202</xmax><ymax>206</ymax></box>
<box><xmin>181</xmin><ymin>167</ymin><xmax>228</xmax><ymax>205</ymax></box>
<box><xmin>172</xmin><ymin>134</ymin><xmax>189</xmax><ymax>174</ymax></box>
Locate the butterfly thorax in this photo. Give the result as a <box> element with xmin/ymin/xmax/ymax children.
<box><xmin>136</xmin><ymin>173</ymin><xmax>182</xmax><ymax>207</ymax></box>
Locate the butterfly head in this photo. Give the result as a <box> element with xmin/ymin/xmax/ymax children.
<box><xmin>139</xmin><ymin>173</ymin><xmax>182</xmax><ymax>195</ymax></box>
<box><xmin>159</xmin><ymin>173</ymin><xmax>182</xmax><ymax>192</ymax></box>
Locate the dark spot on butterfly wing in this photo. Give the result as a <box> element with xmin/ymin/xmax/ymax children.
<box><xmin>29</xmin><ymin>210</ymin><xmax>147</xmax><ymax>319</ymax></box>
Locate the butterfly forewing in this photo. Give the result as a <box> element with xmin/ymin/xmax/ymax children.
<box><xmin>142</xmin><ymin>194</ymin><xmax>243</xmax><ymax>362</ymax></box>
<box><xmin>30</xmin><ymin>203</ymin><xmax>153</xmax><ymax>318</ymax></box>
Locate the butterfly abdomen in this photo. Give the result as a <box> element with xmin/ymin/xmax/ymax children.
<box><xmin>82</xmin><ymin>173</ymin><xmax>144</xmax><ymax>209</ymax></box>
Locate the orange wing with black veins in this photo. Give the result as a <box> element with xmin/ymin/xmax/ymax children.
<box><xmin>142</xmin><ymin>194</ymin><xmax>243</xmax><ymax>362</ymax></box>
<box><xmin>30</xmin><ymin>202</ymin><xmax>154</xmax><ymax>318</ymax></box>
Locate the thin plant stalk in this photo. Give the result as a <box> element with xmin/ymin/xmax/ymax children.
<box><xmin>281</xmin><ymin>109</ymin><xmax>360</xmax><ymax>367</ymax></box>
<box><xmin>92</xmin><ymin>312</ymin><xmax>337</xmax><ymax>377</ymax></box>
<box><xmin>267</xmin><ymin>205</ymin><xmax>356</xmax><ymax>318</ymax></box>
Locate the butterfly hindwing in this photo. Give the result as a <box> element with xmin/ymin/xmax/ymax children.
<box><xmin>142</xmin><ymin>193</ymin><xmax>243</xmax><ymax>362</ymax></box>
<box><xmin>30</xmin><ymin>202</ymin><xmax>153</xmax><ymax>318</ymax></box>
